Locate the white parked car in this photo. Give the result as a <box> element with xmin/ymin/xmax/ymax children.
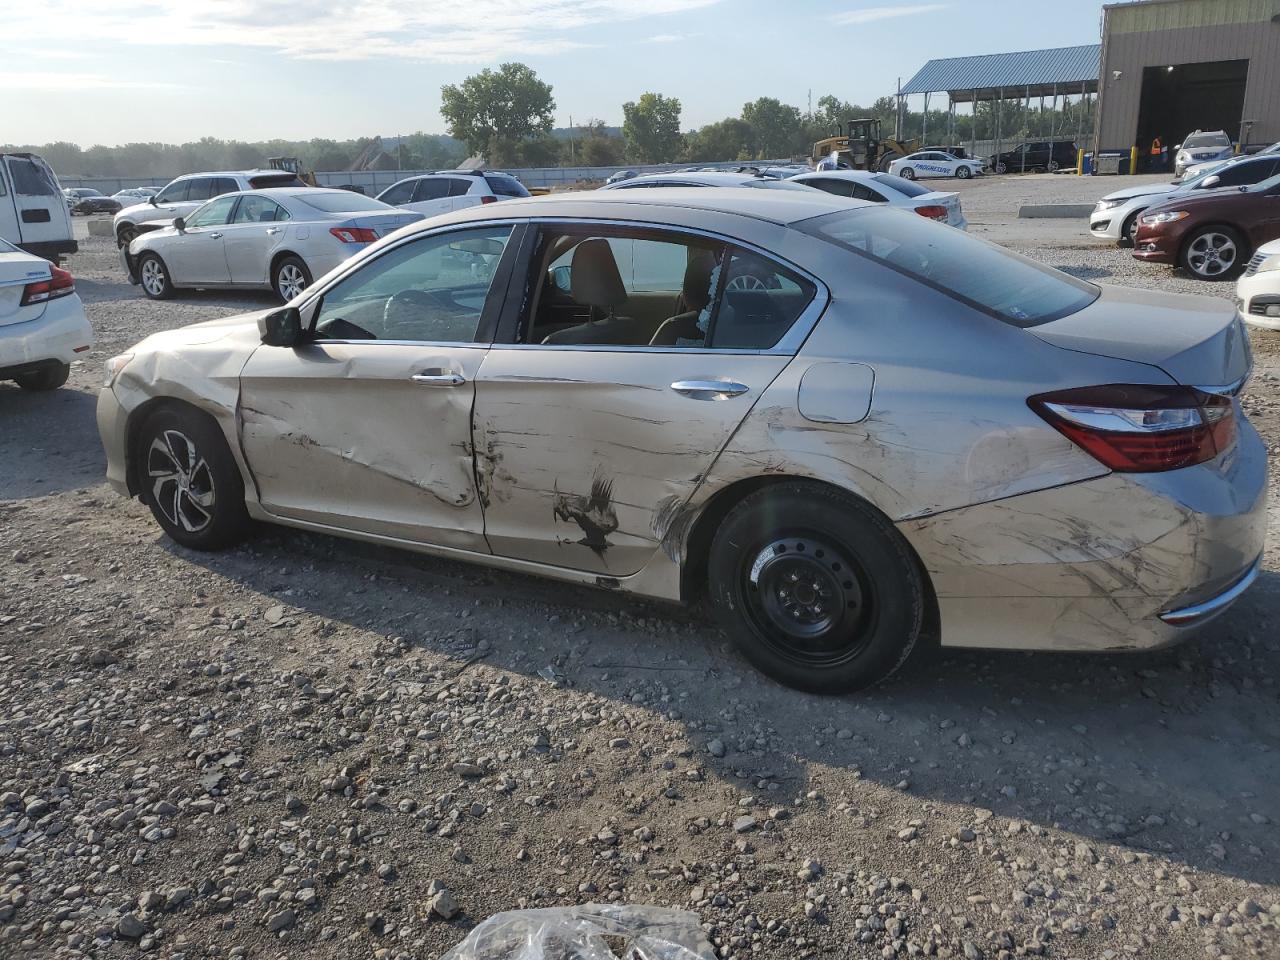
<box><xmin>789</xmin><ymin>170</ymin><xmax>967</xmax><ymax>229</ymax></box>
<box><xmin>1183</xmin><ymin>140</ymin><xmax>1280</xmax><ymax>180</ymax></box>
<box><xmin>0</xmin><ymin>237</ymin><xmax>92</xmax><ymax>391</ymax></box>
<box><xmin>113</xmin><ymin>169</ymin><xmax>308</xmax><ymax>248</ymax></box>
<box><xmin>1238</xmin><ymin>238</ymin><xmax>1280</xmax><ymax>330</ymax></box>
<box><xmin>599</xmin><ymin>171</ymin><xmax>814</xmax><ymax>192</ymax></box>
<box><xmin>1174</xmin><ymin>130</ymin><xmax>1234</xmax><ymax>178</ymax></box>
<box><xmin>124</xmin><ymin>188</ymin><xmax>424</xmax><ymax>302</ymax></box>
<box><xmin>888</xmin><ymin>151</ymin><xmax>984</xmax><ymax>181</ymax></box>
<box><xmin>112</xmin><ymin>187</ymin><xmax>158</xmax><ymax>205</ymax></box>
<box><xmin>376</xmin><ymin>171</ymin><xmax>530</xmax><ymax>219</ymax></box>
<box><xmin>1</xmin><ymin>152</ymin><xmax>77</xmax><ymax>263</ymax></box>
<box><xmin>1089</xmin><ymin>153</ymin><xmax>1280</xmax><ymax>246</ymax></box>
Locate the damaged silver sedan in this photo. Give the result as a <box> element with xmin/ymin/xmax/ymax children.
<box><xmin>97</xmin><ymin>189</ymin><xmax>1266</xmax><ymax>693</ymax></box>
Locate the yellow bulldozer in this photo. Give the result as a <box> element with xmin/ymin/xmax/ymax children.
<box><xmin>267</xmin><ymin>157</ymin><xmax>318</xmax><ymax>187</ymax></box>
<box><xmin>811</xmin><ymin>118</ymin><xmax>918</xmax><ymax>172</ymax></box>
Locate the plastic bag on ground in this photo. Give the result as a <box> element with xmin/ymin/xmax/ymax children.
<box><xmin>440</xmin><ymin>904</ymin><xmax>715</xmax><ymax>960</ymax></box>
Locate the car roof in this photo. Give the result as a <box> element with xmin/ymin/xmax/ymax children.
<box><xmin>794</xmin><ymin>169</ymin><xmax>885</xmax><ymax>181</ymax></box>
<box><xmin>172</xmin><ymin>169</ymin><xmax>296</xmax><ymax>179</ymax></box>
<box><xmin>610</xmin><ymin>171</ymin><xmax>777</xmax><ymax>187</ymax></box>
<box><xmin>397</xmin><ymin>187</ymin><xmax>861</xmax><ymax>230</ymax></box>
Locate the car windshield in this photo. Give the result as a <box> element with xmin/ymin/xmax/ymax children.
<box><xmin>874</xmin><ymin>174</ymin><xmax>930</xmax><ymax>197</ymax></box>
<box><xmin>1184</xmin><ymin>133</ymin><xmax>1230</xmax><ymax>149</ymax></box>
<box><xmin>801</xmin><ymin>206</ymin><xmax>1098</xmax><ymax>328</ymax></box>
<box><xmin>291</xmin><ymin>192</ymin><xmax>391</xmax><ymax>213</ymax></box>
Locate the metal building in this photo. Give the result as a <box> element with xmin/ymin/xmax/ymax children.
<box><xmin>1095</xmin><ymin>0</ymin><xmax>1280</xmax><ymax>156</ymax></box>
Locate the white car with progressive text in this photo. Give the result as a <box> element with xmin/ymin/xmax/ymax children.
<box><xmin>888</xmin><ymin>151</ymin><xmax>984</xmax><ymax>181</ymax></box>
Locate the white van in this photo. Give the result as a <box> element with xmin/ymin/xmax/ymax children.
<box><xmin>0</xmin><ymin>153</ymin><xmax>77</xmax><ymax>263</ymax></box>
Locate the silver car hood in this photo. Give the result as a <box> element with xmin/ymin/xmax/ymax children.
<box><xmin>1029</xmin><ymin>284</ymin><xmax>1250</xmax><ymax>387</ymax></box>
<box><xmin>1101</xmin><ymin>182</ymin><xmax>1182</xmax><ymax>202</ymax></box>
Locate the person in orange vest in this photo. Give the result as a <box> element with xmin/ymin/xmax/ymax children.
<box><xmin>1150</xmin><ymin>136</ymin><xmax>1164</xmax><ymax>172</ymax></box>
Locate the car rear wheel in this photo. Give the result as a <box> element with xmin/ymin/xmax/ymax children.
<box><xmin>899</xmin><ymin>167</ymin><xmax>916</xmax><ymax>180</ymax></box>
<box><xmin>273</xmin><ymin>256</ymin><xmax>312</xmax><ymax>302</ymax></box>
<box><xmin>138</xmin><ymin>253</ymin><xmax>174</xmax><ymax>300</ymax></box>
<box><xmin>138</xmin><ymin>407</ymin><xmax>251</xmax><ymax>550</ymax></box>
<box><xmin>956</xmin><ymin>165</ymin><xmax>972</xmax><ymax>179</ymax></box>
<box><xmin>14</xmin><ymin>362</ymin><xmax>70</xmax><ymax>392</ymax></box>
<box><xmin>707</xmin><ymin>482</ymin><xmax>925</xmax><ymax>694</ymax></box>
<box><xmin>1047</xmin><ymin>160</ymin><xmax>1060</xmax><ymax>172</ymax></box>
<box><xmin>1180</xmin><ymin>225</ymin><xmax>1246</xmax><ymax>280</ymax></box>
<box><xmin>994</xmin><ymin>162</ymin><xmax>1008</xmax><ymax>174</ymax></box>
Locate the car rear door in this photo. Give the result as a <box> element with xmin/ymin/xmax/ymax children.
<box><xmin>222</xmin><ymin>195</ymin><xmax>290</xmax><ymax>284</ymax></box>
<box><xmin>403</xmin><ymin>177</ymin><xmax>454</xmax><ymax>218</ymax></box>
<box><xmin>472</xmin><ymin>220</ymin><xmax>825</xmax><ymax>576</ymax></box>
<box><xmin>3</xmin><ymin>155</ymin><xmax>73</xmax><ymax>250</ymax></box>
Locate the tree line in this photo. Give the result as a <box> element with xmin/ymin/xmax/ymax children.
<box><xmin>6</xmin><ymin>62</ymin><xmax>1096</xmax><ymax>178</ymax></box>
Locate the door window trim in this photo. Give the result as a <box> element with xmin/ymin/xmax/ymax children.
<box><xmin>489</xmin><ymin>216</ymin><xmax>830</xmax><ymax>356</ymax></box>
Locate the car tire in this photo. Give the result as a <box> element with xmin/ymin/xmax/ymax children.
<box><xmin>137</xmin><ymin>253</ymin><xmax>175</xmax><ymax>300</ymax></box>
<box><xmin>994</xmin><ymin>162</ymin><xmax>1007</xmax><ymax>174</ymax></box>
<box><xmin>14</xmin><ymin>362</ymin><xmax>70</xmax><ymax>392</ymax></box>
<box><xmin>877</xmin><ymin>152</ymin><xmax>901</xmax><ymax>173</ymax></box>
<box><xmin>273</xmin><ymin>255</ymin><xmax>312</xmax><ymax>302</ymax></box>
<box><xmin>956</xmin><ymin>165</ymin><xmax>972</xmax><ymax>179</ymax></box>
<box><xmin>137</xmin><ymin>406</ymin><xmax>252</xmax><ymax>551</ymax></box>
<box><xmin>117</xmin><ymin>224</ymin><xmax>137</xmax><ymax>248</ymax></box>
<box><xmin>1118</xmin><ymin>212</ymin><xmax>1141</xmax><ymax>248</ymax></box>
<box><xmin>1180</xmin><ymin>225</ymin><xmax>1248</xmax><ymax>281</ymax></box>
<box><xmin>899</xmin><ymin>167</ymin><xmax>916</xmax><ymax>181</ymax></box>
<box><xmin>706</xmin><ymin>482</ymin><xmax>926</xmax><ymax>694</ymax></box>
<box><xmin>1047</xmin><ymin>160</ymin><xmax>1060</xmax><ymax>172</ymax></box>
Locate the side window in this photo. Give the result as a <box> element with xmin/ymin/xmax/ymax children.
<box><xmin>1216</xmin><ymin>160</ymin><xmax>1272</xmax><ymax>187</ymax></box>
<box><xmin>447</xmin><ymin>178</ymin><xmax>473</xmax><ymax>197</ymax></box>
<box><xmin>412</xmin><ymin>178</ymin><xmax>450</xmax><ymax>202</ymax></box>
<box><xmin>233</xmin><ymin>195</ymin><xmax>289</xmax><ymax>224</ymax></box>
<box><xmin>185</xmin><ymin>195</ymin><xmax>238</xmax><ymax>228</ymax></box>
<box><xmin>312</xmin><ymin>226</ymin><xmax>513</xmax><ymax>343</ymax></box>
<box><xmin>379</xmin><ymin>180</ymin><xmax>416</xmax><ymax>205</ymax></box>
<box><xmin>184</xmin><ymin>178</ymin><xmax>215</xmax><ymax>202</ymax></box>
<box><xmin>714</xmin><ymin>250</ymin><xmax>817</xmax><ymax>349</ymax></box>
<box><xmin>6</xmin><ymin>157</ymin><xmax>57</xmax><ymax>196</ymax></box>
<box><xmin>154</xmin><ymin>180</ymin><xmax>188</xmax><ymax>203</ymax></box>
<box><xmin>807</xmin><ymin>178</ymin><xmax>856</xmax><ymax>198</ymax></box>
<box><xmin>213</xmin><ymin>177</ymin><xmax>239</xmax><ymax>197</ymax></box>
<box><xmin>851</xmin><ymin>183</ymin><xmax>887</xmax><ymax>203</ymax></box>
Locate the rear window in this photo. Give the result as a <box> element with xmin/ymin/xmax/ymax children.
<box><xmin>292</xmin><ymin>192</ymin><xmax>391</xmax><ymax>213</ymax></box>
<box><xmin>248</xmin><ymin>173</ymin><xmax>305</xmax><ymax>189</ymax></box>
<box><xmin>873</xmin><ymin>174</ymin><xmax>929</xmax><ymax>198</ymax></box>
<box><xmin>6</xmin><ymin>156</ymin><xmax>58</xmax><ymax>197</ymax></box>
<box><xmin>801</xmin><ymin>206</ymin><xmax>1098</xmax><ymax>328</ymax></box>
<box><xmin>484</xmin><ymin>174</ymin><xmax>530</xmax><ymax>198</ymax></box>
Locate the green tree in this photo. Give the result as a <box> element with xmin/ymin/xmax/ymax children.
<box><xmin>681</xmin><ymin>118</ymin><xmax>753</xmax><ymax>162</ymax></box>
<box><xmin>622</xmin><ymin>93</ymin><xmax>683</xmax><ymax>163</ymax></box>
<box><xmin>440</xmin><ymin>63</ymin><xmax>556</xmax><ymax>162</ymax></box>
<box><xmin>740</xmin><ymin>97</ymin><xmax>804</xmax><ymax>159</ymax></box>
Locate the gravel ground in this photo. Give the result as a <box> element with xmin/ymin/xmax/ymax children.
<box><xmin>2</xmin><ymin>179</ymin><xmax>1279</xmax><ymax>960</ymax></box>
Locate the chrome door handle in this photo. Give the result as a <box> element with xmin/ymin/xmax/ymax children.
<box><xmin>208</xmin><ymin>232</ymin><xmax>223</xmax><ymax>239</ymax></box>
<box><xmin>670</xmin><ymin>379</ymin><xmax>750</xmax><ymax>400</ymax></box>
<box><xmin>265</xmin><ymin>227</ymin><xmax>281</xmax><ymax>235</ymax></box>
<box><xmin>411</xmin><ymin>372</ymin><xmax>467</xmax><ymax>386</ymax></box>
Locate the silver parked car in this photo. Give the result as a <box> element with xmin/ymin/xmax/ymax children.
<box><xmin>123</xmin><ymin>189</ymin><xmax>423</xmax><ymax>301</ymax></box>
<box><xmin>97</xmin><ymin>189</ymin><xmax>1265</xmax><ymax>693</ymax></box>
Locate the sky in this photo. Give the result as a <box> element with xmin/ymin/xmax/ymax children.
<box><xmin>3</xmin><ymin>0</ymin><xmax>1105</xmax><ymax>146</ymax></box>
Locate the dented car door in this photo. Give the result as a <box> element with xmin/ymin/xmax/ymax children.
<box><xmin>237</xmin><ymin>224</ymin><xmax>518</xmax><ymax>550</ymax></box>
<box><xmin>472</xmin><ymin>223</ymin><xmax>825</xmax><ymax>576</ymax></box>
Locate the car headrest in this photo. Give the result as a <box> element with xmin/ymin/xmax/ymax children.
<box><xmin>682</xmin><ymin>249</ymin><xmax>718</xmax><ymax>312</ymax></box>
<box><xmin>571</xmin><ymin>239</ymin><xmax>627</xmax><ymax>310</ymax></box>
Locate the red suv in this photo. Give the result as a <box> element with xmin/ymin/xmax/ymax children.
<box><xmin>1133</xmin><ymin>174</ymin><xmax>1280</xmax><ymax>280</ymax></box>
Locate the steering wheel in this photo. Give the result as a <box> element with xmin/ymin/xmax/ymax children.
<box><xmin>382</xmin><ymin>288</ymin><xmax>454</xmax><ymax>334</ymax></box>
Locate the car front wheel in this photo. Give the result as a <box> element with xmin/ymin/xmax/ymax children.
<box><xmin>138</xmin><ymin>253</ymin><xmax>174</xmax><ymax>300</ymax></box>
<box><xmin>138</xmin><ymin>407</ymin><xmax>251</xmax><ymax>550</ymax></box>
<box><xmin>707</xmin><ymin>482</ymin><xmax>926</xmax><ymax>694</ymax></box>
<box><xmin>1181</xmin><ymin>225</ymin><xmax>1246</xmax><ymax>280</ymax></box>
<box><xmin>956</xmin><ymin>165</ymin><xmax>972</xmax><ymax>179</ymax></box>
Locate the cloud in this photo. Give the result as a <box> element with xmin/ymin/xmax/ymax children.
<box><xmin>645</xmin><ymin>33</ymin><xmax>685</xmax><ymax>43</ymax></box>
<box><xmin>16</xmin><ymin>0</ymin><xmax>723</xmax><ymax>63</ymax></box>
<box><xmin>831</xmin><ymin>4</ymin><xmax>948</xmax><ymax>25</ymax></box>
<box><xmin>0</xmin><ymin>71</ymin><xmax>185</xmax><ymax>91</ymax></box>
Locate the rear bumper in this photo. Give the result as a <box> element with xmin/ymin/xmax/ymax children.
<box><xmin>0</xmin><ymin>298</ymin><xmax>93</xmax><ymax>373</ymax></box>
<box><xmin>899</xmin><ymin>418</ymin><xmax>1268</xmax><ymax>651</ymax></box>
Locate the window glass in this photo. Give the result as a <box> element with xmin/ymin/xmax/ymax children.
<box><xmin>874</xmin><ymin>174</ymin><xmax>928</xmax><ymax>198</ymax></box>
<box><xmin>233</xmin><ymin>195</ymin><xmax>289</xmax><ymax>223</ymax></box>
<box><xmin>713</xmin><ymin>250</ymin><xmax>816</xmax><ymax>349</ymax></box>
<box><xmin>213</xmin><ymin>177</ymin><xmax>239</xmax><ymax>197</ymax></box>
<box><xmin>378</xmin><ymin>180</ymin><xmax>416</xmax><ymax>205</ymax></box>
<box><xmin>806</xmin><ymin>178</ymin><xmax>855</xmax><ymax>198</ymax></box>
<box><xmin>313</xmin><ymin>226</ymin><xmax>512</xmax><ymax>343</ymax></box>
<box><xmin>1184</xmin><ymin>133</ymin><xmax>1231</xmax><ymax>149</ymax></box>
<box><xmin>247</xmin><ymin>174</ymin><xmax>305</xmax><ymax>189</ymax></box>
<box><xmin>154</xmin><ymin>180</ymin><xmax>188</xmax><ymax>203</ymax></box>
<box><xmin>184</xmin><ymin>178</ymin><xmax>216</xmax><ymax>202</ymax></box>
<box><xmin>851</xmin><ymin>183</ymin><xmax>886</xmax><ymax>203</ymax></box>
<box><xmin>6</xmin><ymin>157</ymin><xmax>57</xmax><ymax>196</ymax></box>
<box><xmin>484</xmin><ymin>174</ymin><xmax>530</xmax><ymax>198</ymax></box>
<box><xmin>447</xmin><ymin>178</ymin><xmax>473</xmax><ymax>197</ymax></box>
<box><xmin>412</xmin><ymin>178</ymin><xmax>450</xmax><ymax>202</ymax></box>
<box><xmin>1214</xmin><ymin>159</ymin><xmax>1272</xmax><ymax>187</ymax></box>
<box><xmin>186</xmin><ymin>195</ymin><xmax>238</xmax><ymax>228</ymax></box>
<box><xmin>802</xmin><ymin>206</ymin><xmax>1098</xmax><ymax>328</ymax></box>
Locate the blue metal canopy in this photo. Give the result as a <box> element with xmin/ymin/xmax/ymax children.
<box><xmin>901</xmin><ymin>44</ymin><xmax>1101</xmax><ymax>101</ymax></box>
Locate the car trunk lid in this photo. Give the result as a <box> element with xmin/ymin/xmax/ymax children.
<box><xmin>1029</xmin><ymin>284</ymin><xmax>1251</xmax><ymax>389</ymax></box>
<box><xmin>0</xmin><ymin>250</ymin><xmax>49</xmax><ymax>327</ymax></box>
<box><xmin>915</xmin><ymin>190</ymin><xmax>964</xmax><ymax>227</ymax></box>
<box><xmin>348</xmin><ymin>210</ymin><xmax>426</xmax><ymax>238</ymax></box>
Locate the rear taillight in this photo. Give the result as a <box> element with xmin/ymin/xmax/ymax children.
<box><xmin>914</xmin><ymin>205</ymin><xmax>949</xmax><ymax>222</ymax></box>
<box><xmin>480</xmin><ymin>195</ymin><xmax>498</xmax><ymax>204</ymax></box>
<box><xmin>329</xmin><ymin>227</ymin><xmax>379</xmax><ymax>243</ymax></box>
<box><xmin>20</xmin><ymin>266</ymin><xmax>75</xmax><ymax>306</ymax></box>
<box><xmin>1030</xmin><ymin>384</ymin><xmax>1236</xmax><ymax>472</ymax></box>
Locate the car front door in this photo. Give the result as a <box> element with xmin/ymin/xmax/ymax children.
<box><xmin>472</xmin><ymin>221</ymin><xmax>824</xmax><ymax>576</ymax></box>
<box><xmin>164</xmin><ymin>194</ymin><xmax>237</xmax><ymax>284</ymax></box>
<box><xmin>237</xmin><ymin>223</ymin><xmax>520</xmax><ymax>550</ymax></box>
<box><xmin>222</xmin><ymin>195</ymin><xmax>290</xmax><ymax>284</ymax></box>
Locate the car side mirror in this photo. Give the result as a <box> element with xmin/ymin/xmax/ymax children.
<box><xmin>1200</xmin><ymin>176</ymin><xmax>1220</xmax><ymax>189</ymax></box>
<box><xmin>1174</xmin><ymin>143</ymin><xmax>1182</xmax><ymax>150</ymax></box>
<box><xmin>259</xmin><ymin>306</ymin><xmax>303</xmax><ymax>347</ymax></box>
<box><xmin>173</xmin><ymin>217</ymin><xmax>186</xmax><ymax>233</ymax></box>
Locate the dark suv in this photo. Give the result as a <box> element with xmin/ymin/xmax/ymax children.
<box><xmin>989</xmin><ymin>140</ymin><xmax>1077</xmax><ymax>174</ymax></box>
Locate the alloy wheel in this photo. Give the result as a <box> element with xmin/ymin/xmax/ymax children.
<box><xmin>277</xmin><ymin>263</ymin><xmax>307</xmax><ymax>300</ymax></box>
<box><xmin>140</xmin><ymin>259</ymin><xmax>167</xmax><ymax>297</ymax></box>
<box><xmin>147</xmin><ymin>429</ymin><xmax>216</xmax><ymax>533</ymax></box>
<box><xmin>742</xmin><ymin>535</ymin><xmax>872</xmax><ymax>666</ymax></box>
<box><xmin>1186</xmin><ymin>232</ymin><xmax>1238</xmax><ymax>278</ymax></box>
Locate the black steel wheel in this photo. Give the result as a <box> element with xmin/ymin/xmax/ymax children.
<box><xmin>707</xmin><ymin>482</ymin><xmax>926</xmax><ymax>694</ymax></box>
